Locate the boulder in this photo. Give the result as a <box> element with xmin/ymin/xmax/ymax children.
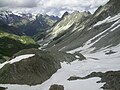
<box><xmin>0</xmin><ymin>87</ymin><xmax>7</xmax><ymax>90</ymax></box>
<box><xmin>49</xmin><ymin>84</ymin><xmax>64</xmax><ymax>90</ymax></box>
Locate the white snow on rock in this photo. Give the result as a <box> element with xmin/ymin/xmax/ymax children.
<box><xmin>67</xmin><ymin>14</ymin><xmax>120</xmax><ymax>54</ymax></box>
<box><xmin>0</xmin><ymin>54</ymin><xmax>35</xmax><ymax>69</ymax></box>
<box><xmin>9</xmin><ymin>54</ymin><xmax>35</xmax><ymax>64</ymax></box>
<box><xmin>75</xmin><ymin>55</ymin><xmax>80</xmax><ymax>58</ymax></box>
<box><xmin>93</xmin><ymin>13</ymin><xmax>120</xmax><ymax>27</ymax></box>
<box><xmin>12</xmin><ymin>12</ymin><xmax>23</xmax><ymax>17</ymax></box>
<box><xmin>93</xmin><ymin>16</ymin><xmax>111</xmax><ymax>27</ymax></box>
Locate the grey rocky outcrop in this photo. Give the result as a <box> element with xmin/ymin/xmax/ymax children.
<box><xmin>0</xmin><ymin>48</ymin><xmax>76</xmax><ymax>85</ymax></box>
<box><xmin>68</xmin><ymin>71</ymin><xmax>120</xmax><ymax>90</ymax></box>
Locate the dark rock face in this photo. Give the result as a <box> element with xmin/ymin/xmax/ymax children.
<box><xmin>49</xmin><ymin>84</ymin><xmax>64</xmax><ymax>90</ymax></box>
<box><xmin>105</xmin><ymin>50</ymin><xmax>117</xmax><ymax>55</ymax></box>
<box><xmin>74</xmin><ymin>51</ymin><xmax>86</xmax><ymax>60</ymax></box>
<box><xmin>0</xmin><ymin>87</ymin><xmax>7</xmax><ymax>90</ymax></box>
<box><xmin>93</xmin><ymin>0</ymin><xmax>120</xmax><ymax>19</ymax></box>
<box><xmin>68</xmin><ymin>71</ymin><xmax>120</xmax><ymax>90</ymax></box>
<box><xmin>0</xmin><ymin>26</ymin><xmax>23</xmax><ymax>36</ymax></box>
<box><xmin>0</xmin><ymin>48</ymin><xmax>76</xmax><ymax>85</ymax></box>
<box><xmin>68</xmin><ymin>76</ymin><xmax>81</xmax><ymax>81</ymax></box>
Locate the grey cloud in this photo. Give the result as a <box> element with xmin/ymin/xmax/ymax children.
<box><xmin>0</xmin><ymin>0</ymin><xmax>109</xmax><ymax>16</ymax></box>
<box><xmin>0</xmin><ymin>0</ymin><xmax>37</xmax><ymax>8</ymax></box>
<box><xmin>0</xmin><ymin>0</ymin><xmax>8</xmax><ymax>7</ymax></box>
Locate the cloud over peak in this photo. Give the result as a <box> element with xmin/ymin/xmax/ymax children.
<box><xmin>0</xmin><ymin>0</ymin><xmax>109</xmax><ymax>16</ymax></box>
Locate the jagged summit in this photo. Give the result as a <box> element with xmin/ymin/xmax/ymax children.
<box><xmin>61</xmin><ymin>11</ymin><xmax>69</xmax><ymax>18</ymax></box>
<box><xmin>94</xmin><ymin>0</ymin><xmax>120</xmax><ymax>18</ymax></box>
<box><xmin>40</xmin><ymin>10</ymin><xmax>91</xmax><ymax>46</ymax></box>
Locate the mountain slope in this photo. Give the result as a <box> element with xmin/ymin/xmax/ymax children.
<box><xmin>0</xmin><ymin>0</ymin><xmax>120</xmax><ymax>90</ymax></box>
<box><xmin>40</xmin><ymin>0</ymin><xmax>120</xmax><ymax>54</ymax></box>
<box><xmin>40</xmin><ymin>11</ymin><xmax>91</xmax><ymax>46</ymax></box>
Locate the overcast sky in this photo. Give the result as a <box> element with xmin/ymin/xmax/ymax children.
<box><xmin>0</xmin><ymin>0</ymin><xmax>109</xmax><ymax>16</ymax></box>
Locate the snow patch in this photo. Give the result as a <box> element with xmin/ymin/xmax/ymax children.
<box><xmin>94</xmin><ymin>13</ymin><xmax>120</xmax><ymax>27</ymax></box>
<box><xmin>0</xmin><ymin>54</ymin><xmax>35</xmax><ymax>69</ymax></box>
<box><xmin>93</xmin><ymin>16</ymin><xmax>111</xmax><ymax>27</ymax></box>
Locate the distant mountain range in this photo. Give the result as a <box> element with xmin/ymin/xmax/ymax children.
<box><xmin>0</xmin><ymin>10</ymin><xmax>59</xmax><ymax>36</ymax></box>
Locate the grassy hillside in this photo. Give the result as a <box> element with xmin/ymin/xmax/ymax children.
<box><xmin>0</xmin><ymin>31</ymin><xmax>39</xmax><ymax>63</ymax></box>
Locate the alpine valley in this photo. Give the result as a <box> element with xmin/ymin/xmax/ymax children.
<box><xmin>0</xmin><ymin>0</ymin><xmax>120</xmax><ymax>90</ymax></box>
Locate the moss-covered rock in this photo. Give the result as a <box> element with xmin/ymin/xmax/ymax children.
<box><xmin>0</xmin><ymin>32</ymin><xmax>39</xmax><ymax>63</ymax></box>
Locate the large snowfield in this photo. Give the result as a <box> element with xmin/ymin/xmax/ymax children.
<box><xmin>0</xmin><ymin>45</ymin><xmax>120</xmax><ymax>90</ymax></box>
